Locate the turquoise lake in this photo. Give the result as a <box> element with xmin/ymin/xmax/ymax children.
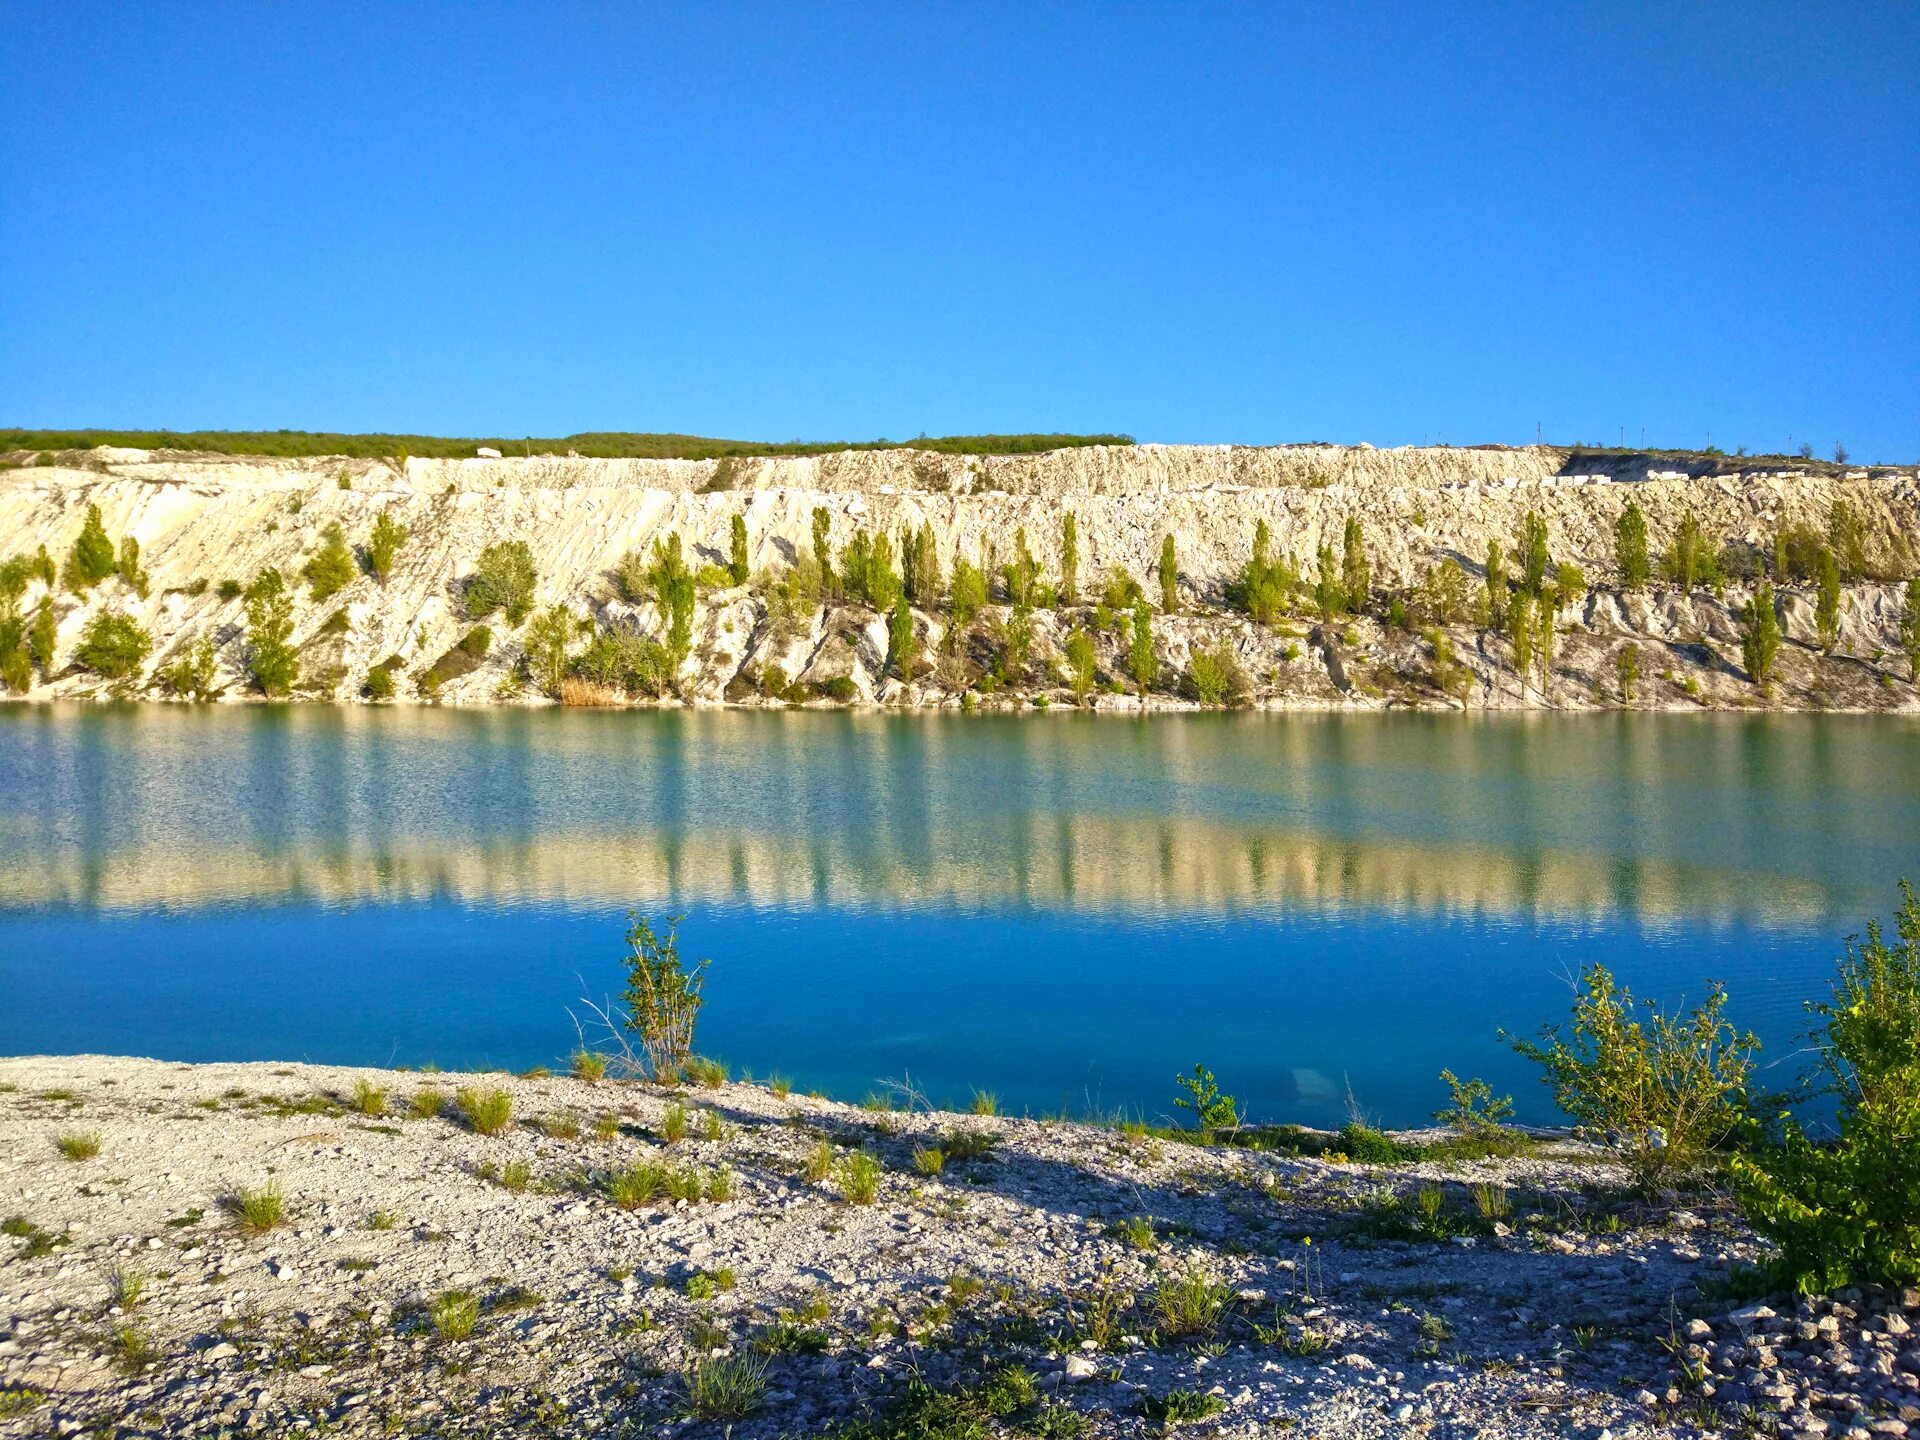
<box><xmin>1</xmin><ymin>705</ymin><xmax>1915</xmax><ymax>1128</ymax></box>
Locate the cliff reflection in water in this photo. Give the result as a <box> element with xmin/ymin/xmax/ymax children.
<box><xmin>1</xmin><ymin>704</ymin><xmax>1911</xmax><ymax>928</ymax></box>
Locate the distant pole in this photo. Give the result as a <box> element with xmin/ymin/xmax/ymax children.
<box><xmin>1535</xmin><ymin>421</ymin><xmax>1542</xmax><ymax>445</ymax></box>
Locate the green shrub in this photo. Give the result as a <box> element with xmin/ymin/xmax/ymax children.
<box><xmin>363</xmin><ymin>662</ymin><xmax>396</xmax><ymax>700</ymax></box>
<box><xmin>571</xmin><ymin>1049</ymin><xmax>608</xmax><ymax>1082</ymax></box>
<box><xmin>116</xmin><ymin>536</ymin><xmax>148</xmax><ymax>599</ymax></box>
<box><xmin>1508</xmin><ymin>963</ymin><xmax>1758</xmax><ymax>1187</ymax></box>
<box><xmin>1433</xmin><ymin>1069</ymin><xmax>1514</xmax><ymax>1136</ymax></box>
<box><xmin>1173</xmin><ymin>1064</ymin><xmax>1237</xmax><ymax>1140</ymax></box>
<box><xmin>1733</xmin><ymin>882</ymin><xmax>1920</xmax><ymax>1292</ymax></box>
<box><xmin>1185</xmin><ymin>645</ymin><xmax>1245</xmax><ymax>707</ymax></box>
<box><xmin>243</xmin><ymin>570</ymin><xmax>298</xmax><ymax>696</ymax></box>
<box><xmin>618</xmin><ymin>913</ymin><xmax>708</xmax><ymax>1079</ymax></box>
<box><xmin>350</xmin><ymin>1079</ymin><xmax>386</xmax><ymax>1116</ymax></box>
<box><xmin>304</xmin><ymin>523</ymin><xmax>356</xmax><ymax>600</ymax></box>
<box><xmin>160</xmin><ymin>638</ymin><xmax>218</xmax><ymax>699</ymax></box>
<box><xmin>63</xmin><ymin>505</ymin><xmax>117</xmax><ymax>592</ymax></box>
<box><xmin>74</xmin><ymin>611</ymin><xmax>151</xmax><ymax>678</ymax></box>
<box><xmin>365</xmin><ymin>511</ymin><xmax>408</xmax><ymax>583</ymax></box>
<box><xmin>464</xmin><ymin>541</ymin><xmax>537</xmax><ymax>625</ymax></box>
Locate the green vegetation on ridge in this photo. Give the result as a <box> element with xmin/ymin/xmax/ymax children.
<box><xmin>0</xmin><ymin>429</ymin><xmax>1135</xmax><ymax>461</ymax></box>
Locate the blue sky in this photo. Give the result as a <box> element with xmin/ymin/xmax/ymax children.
<box><xmin>3</xmin><ymin>3</ymin><xmax>1915</xmax><ymax>458</ymax></box>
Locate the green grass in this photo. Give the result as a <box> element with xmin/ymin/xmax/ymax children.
<box><xmin>0</xmin><ymin>1385</ymin><xmax>47</xmax><ymax>1420</ymax></box>
<box><xmin>913</xmin><ymin>1145</ymin><xmax>946</xmax><ymax>1177</ymax></box>
<box><xmin>411</xmin><ymin>1088</ymin><xmax>447</xmax><ymax>1119</ymax></box>
<box><xmin>970</xmin><ymin>1090</ymin><xmax>999</xmax><ymax>1116</ymax></box>
<box><xmin>428</xmin><ymin>1290</ymin><xmax>480</xmax><ymax>1341</ymax></box>
<box><xmin>838</xmin><ymin>1150</ymin><xmax>883</xmax><ymax>1205</ymax></box>
<box><xmin>767</xmin><ymin>1074</ymin><xmax>792</xmax><ymax>1099</ymax></box>
<box><xmin>1</xmin><ymin>428</ymin><xmax>1134</xmax><ymax>461</ymax></box>
<box><xmin>106</xmin><ymin>1264</ymin><xmax>147</xmax><ymax>1309</ymax></box>
<box><xmin>228</xmin><ymin>1182</ymin><xmax>285</xmax><ymax>1232</ymax></box>
<box><xmin>571</xmin><ymin>1050</ymin><xmax>609</xmax><ymax>1082</ymax></box>
<box><xmin>1152</xmin><ymin>1265</ymin><xmax>1232</xmax><ymax>1338</ymax></box>
<box><xmin>661</xmin><ymin>1100</ymin><xmax>689</xmax><ymax>1143</ymax></box>
<box><xmin>55</xmin><ymin>1130</ymin><xmax>102</xmax><ymax>1161</ymax></box>
<box><xmin>1140</xmin><ymin>1389</ymin><xmax>1225</xmax><ymax>1425</ymax></box>
<box><xmin>350</xmin><ymin>1079</ymin><xmax>387</xmax><ymax>1116</ymax></box>
<box><xmin>1</xmin><ymin>1216</ymin><xmax>64</xmax><ymax>1258</ymax></box>
<box><xmin>804</xmin><ymin>1138</ymin><xmax>835</xmax><ymax>1183</ymax></box>
<box><xmin>681</xmin><ymin>1056</ymin><xmax>728</xmax><ymax>1088</ymax></box>
<box><xmin>682</xmin><ymin>1353</ymin><xmax>768</xmax><ymax>1419</ymax></box>
<box><xmin>1111</xmin><ymin>1215</ymin><xmax>1156</xmax><ymax>1251</ymax></box>
<box><xmin>594</xmin><ymin>1112</ymin><xmax>622</xmax><ymax>1142</ymax></box>
<box><xmin>942</xmin><ymin>1127</ymin><xmax>997</xmax><ymax>1162</ymax></box>
<box><xmin>456</xmin><ymin>1086</ymin><xmax>513</xmax><ymax>1135</ymax></box>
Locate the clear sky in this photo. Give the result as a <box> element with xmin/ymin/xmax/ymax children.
<box><xmin>3</xmin><ymin>3</ymin><xmax>1915</xmax><ymax>458</ymax></box>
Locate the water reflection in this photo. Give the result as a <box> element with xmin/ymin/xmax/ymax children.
<box><xmin>1</xmin><ymin>705</ymin><xmax>1912</xmax><ymax>928</ymax></box>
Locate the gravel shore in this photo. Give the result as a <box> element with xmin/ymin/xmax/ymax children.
<box><xmin>2</xmin><ymin>1055</ymin><xmax>1915</xmax><ymax>1438</ymax></box>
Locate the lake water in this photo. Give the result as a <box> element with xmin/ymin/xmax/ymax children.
<box><xmin>1</xmin><ymin>705</ymin><xmax>1915</xmax><ymax>1128</ymax></box>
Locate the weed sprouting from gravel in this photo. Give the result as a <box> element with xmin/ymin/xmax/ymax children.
<box><xmin>429</xmin><ymin>1290</ymin><xmax>481</xmax><ymax>1341</ymax></box>
<box><xmin>56</xmin><ymin>1130</ymin><xmax>102</xmax><ymax>1161</ymax></box>
<box><xmin>457</xmin><ymin>1086</ymin><xmax>513</xmax><ymax>1135</ymax></box>
<box><xmin>228</xmin><ymin>1182</ymin><xmax>285</xmax><ymax>1232</ymax></box>
<box><xmin>683</xmin><ymin>1353</ymin><xmax>768</xmax><ymax>1419</ymax></box>
<box><xmin>839</xmin><ymin>1150</ymin><xmax>883</xmax><ymax>1205</ymax></box>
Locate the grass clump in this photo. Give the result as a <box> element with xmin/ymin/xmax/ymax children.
<box><xmin>1141</xmin><ymin>1389</ymin><xmax>1226</xmax><ymax>1425</ymax></box>
<box><xmin>571</xmin><ymin>1049</ymin><xmax>608</xmax><ymax>1082</ymax></box>
<box><xmin>428</xmin><ymin>1289</ymin><xmax>481</xmax><ymax>1341</ymax></box>
<box><xmin>1152</xmin><ymin>1264</ymin><xmax>1232</xmax><ymax>1338</ymax></box>
<box><xmin>838</xmin><ymin>1150</ymin><xmax>883</xmax><ymax>1205</ymax></box>
<box><xmin>350</xmin><ymin>1079</ymin><xmax>387</xmax><ymax>1116</ymax></box>
<box><xmin>803</xmin><ymin>1138</ymin><xmax>835</xmax><ymax>1183</ymax></box>
<box><xmin>682</xmin><ymin>1055</ymin><xmax>728</xmax><ymax>1088</ymax></box>
<box><xmin>661</xmin><ymin>1100</ymin><xmax>689</xmax><ymax>1143</ymax></box>
<box><xmin>682</xmin><ymin>1353</ymin><xmax>768</xmax><ymax>1419</ymax></box>
<box><xmin>411</xmin><ymin>1088</ymin><xmax>447</xmax><ymax>1119</ymax></box>
<box><xmin>594</xmin><ymin>1112</ymin><xmax>622</xmax><ymax>1142</ymax></box>
<box><xmin>228</xmin><ymin>1182</ymin><xmax>285</xmax><ymax>1232</ymax></box>
<box><xmin>913</xmin><ymin>1145</ymin><xmax>946</xmax><ymax>1177</ymax></box>
<box><xmin>55</xmin><ymin>1130</ymin><xmax>102</xmax><ymax>1161</ymax></box>
<box><xmin>942</xmin><ymin>1127</ymin><xmax>997</xmax><ymax>1162</ymax></box>
<box><xmin>1111</xmin><ymin>1215</ymin><xmax>1156</xmax><ymax>1251</ymax></box>
<box><xmin>456</xmin><ymin>1086</ymin><xmax>513</xmax><ymax>1135</ymax></box>
<box><xmin>1</xmin><ymin>1216</ymin><xmax>64</xmax><ymax>1258</ymax></box>
<box><xmin>106</xmin><ymin>1264</ymin><xmax>148</xmax><ymax>1309</ymax></box>
<box><xmin>767</xmin><ymin>1074</ymin><xmax>792</xmax><ymax>1099</ymax></box>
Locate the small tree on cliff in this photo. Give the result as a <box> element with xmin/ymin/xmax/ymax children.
<box><xmin>1483</xmin><ymin>539</ymin><xmax>1508</xmax><ymax>629</ymax></box>
<box><xmin>1060</xmin><ymin>512</ymin><xmax>1079</xmax><ymax>605</ymax></box>
<box><xmin>1815</xmin><ymin>546</ymin><xmax>1842</xmax><ymax>655</ymax></box>
<box><xmin>1342</xmin><ymin>517</ymin><xmax>1370</xmax><ymax>614</ymax></box>
<box><xmin>1741</xmin><ymin>581</ymin><xmax>1782</xmax><ymax>689</ymax></box>
<box><xmin>63</xmin><ymin>504</ymin><xmax>117</xmax><ymax>593</ymax></box>
<box><xmin>811</xmin><ymin>507</ymin><xmax>835</xmax><ymax>599</ymax></box>
<box><xmin>1158</xmin><ymin>535</ymin><xmax>1178</xmax><ymax>613</ymax></box>
<box><xmin>729</xmin><ymin>514</ymin><xmax>749</xmax><ymax>586</ymax></box>
<box><xmin>886</xmin><ymin>593</ymin><xmax>917</xmax><ymax>679</ymax></box>
<box><xmin>1516</xmin><ymin>510</ymin><xmax>1550</xmax><ymax>595</ymax></box>
<box><xmin>1901</xmin><ymin>578</ymin><xmax>1920</xmax><ymax>682</ymax></box>
<box><xmin>1128</xmin><ymin>600</ymin><xmax>1155</xmax><ymax>695</ymax></box>
<box><xmin>1615</xmin><ymin>502</ymin><xmax>1650</xmax><ymax>590</ymax></box>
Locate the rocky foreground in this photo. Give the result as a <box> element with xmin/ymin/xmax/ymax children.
<box><xmin>2</xmin><ymin>1056</ymin><xmax>1916</xmax><ymax>1439</ymax></box>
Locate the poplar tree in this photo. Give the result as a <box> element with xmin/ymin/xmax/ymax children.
<box><xmin>1341</xmin><ymin>517</ymin><xmax>1370</xmax><ymax>614</ymax></box>
<box><xmin>1129</xmin><ymin>600</ymin><xmax>1155</xmax><ymax>694</ymax></box>
<box><xmin>1815</xmin><ymin>546</ymin><xmax>1841</xmax><ymax>654</ymax></box>
<box><xmin>1741</xmin><ymin>580</ymin><xmax>1781</xmax><ymax>687</ymax></box>
<box><xmin>1158</xmin><ymin>535</ymin><xmax>1178</xmax><ymax>613</ymax></box>
<box><xmin>1899</xmin><ymin>577</ymin><xmax>1920</xmax><ymax>682</ymax></box>
<box><xmin>729</xmin><ymin>514</ymin><xmax>749</xmax><ymax>585</ymax></box>
<box><xmin>1615</xmin><ymin>501</ymin><xmax>1650</xmax><ymax>590</ymax></box>
<box><xmin>1060</xmin><ymin>513</ymin><xmax>1079</xmax><ymax>605</ymax></box>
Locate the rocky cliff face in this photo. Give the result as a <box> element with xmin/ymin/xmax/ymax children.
<box><xmin>1</xmin><ymin>443</ymin><xmax>1915</xmax><ymax>712</ymax></box>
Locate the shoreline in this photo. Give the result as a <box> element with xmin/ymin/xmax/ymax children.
<box><xmin>4</xmin><ymin>1053</ymin><xmax>1912</xmax><ymax>1438</ymax></box>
